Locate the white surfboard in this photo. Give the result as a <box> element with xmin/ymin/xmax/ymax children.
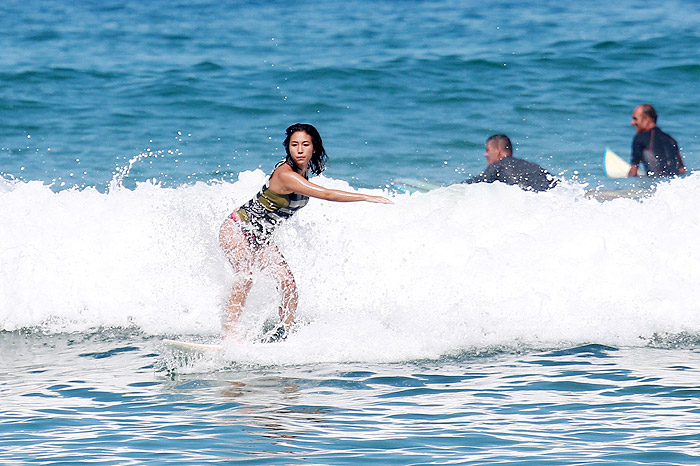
<box><xmin>604</xmin><ymin>148</ymin><xmax>631</xmax><ymax>178</ymax></box>
<box><xmin>162</xmin><ymin>339</ymin><xmax>223</xmax><ymax>352</ymax></box>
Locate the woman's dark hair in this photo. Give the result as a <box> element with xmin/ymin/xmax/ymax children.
<box><xmin>283</xmin><ymin>123</ymin><xmax>327</xmax><ymax>175</ymax></box>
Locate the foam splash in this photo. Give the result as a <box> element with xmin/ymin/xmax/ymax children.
<box><xmin>2</xmin><ymin>172</ymin><xmax>700</xmax><ymax>364</ymax></box>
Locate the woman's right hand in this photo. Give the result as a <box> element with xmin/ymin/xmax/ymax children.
<box><xmin>365</xmin><ymin>194</ymin><xmax>393</xmax><ymax>204</ymax></box>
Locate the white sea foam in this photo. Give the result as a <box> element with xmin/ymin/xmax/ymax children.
<box><xmin>1</xmin><ymin>172</ymin><xmax>699</xmax><ymax>364</ymax></box>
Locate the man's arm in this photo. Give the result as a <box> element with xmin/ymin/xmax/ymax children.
<box><xmin>464</xmin><ymin>173</ymin><xmax>487</xmax><ymax>184</ymax></box>
<box><xmin>677</xmin><ymin>152</ymin><xmax>686</xmax><ymax>174</ymax></box>
<box><xmin>666</xmin><ymin>134</ymin><xmax>686</xmax><ymax>175</ymax></box>
<box><xmin>629</xmin><ymin>133</ymin><xmax>645</xmax><ymax>177</ymax></box>
<box><xmin>463</xmin><ymin>165</ymin><xmax>497</xmax><ymax>185</ymax></box>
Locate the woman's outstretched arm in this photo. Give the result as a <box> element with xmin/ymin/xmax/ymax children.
<box><xmin>271</xmin><ymin>165</ymin><xmax>393</xmax><ymax>204</ymax></box>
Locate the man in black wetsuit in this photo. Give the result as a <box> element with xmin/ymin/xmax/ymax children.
<box><xmin>464</xmin><ymin>134</ymin><xmax>558</xmax><ymax>192</ymax></box>
<box><xmin>628</xmin><ymin>104</ymin><xmax>686</xmax><ymax>177</ymax></box>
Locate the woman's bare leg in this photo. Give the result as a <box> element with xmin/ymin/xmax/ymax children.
<box><xmin>265</xmin><ymin>246</ymin><xmax>298</xmax><ymax>331</ymax></box>
<box><xmin>223</xmin><ymin>277</ymin><xmax>254</xmax><ymax>335</ymax></box>
<box><xmin>219</xmin><ymin>218</ymin><xmax>255</xmax><ymax>337</ymax></box>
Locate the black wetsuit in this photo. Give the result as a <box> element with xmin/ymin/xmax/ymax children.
<box><xmin>631</xmin><ymin>127</ymin><xmax>684</xmax><ymax>177</ymax></box>
<box><xmin>463</xmin><ymin>156</ymin><xmax>558</xmax><ymax>192</ymax></box>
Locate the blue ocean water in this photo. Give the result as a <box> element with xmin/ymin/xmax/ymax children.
<box><xmin>2</xmin><ymin>0</ymin><xmax>700</xmax><ymax>464</ymax></box>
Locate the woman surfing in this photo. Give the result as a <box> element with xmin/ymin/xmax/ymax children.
<box><xmin>219</xmin><ymin>123</ymin><xmax>393</xmax><ymax>342</ymax></box>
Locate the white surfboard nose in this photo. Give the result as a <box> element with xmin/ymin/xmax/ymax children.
<box><xmin>604</xmin><ymin>148</ymin><xmax>631</xmax><ymax>178</ymax></box>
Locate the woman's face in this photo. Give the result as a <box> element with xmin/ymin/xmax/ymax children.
<box><xmin>288</xmin><ymin>131</ymin><xmax>314</xmax><ymax>169</ymax></box>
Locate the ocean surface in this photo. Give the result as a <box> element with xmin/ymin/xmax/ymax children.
<box><xmin>2</xmin><ymin>0</ymin><xmax>700</xmax><ymax>464</ymax></box>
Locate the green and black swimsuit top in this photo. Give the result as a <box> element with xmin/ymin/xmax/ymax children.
<box><xmin>235</xmin><ymin>160</ymin><xmax>309</xmax><ymax>243</ymax></box>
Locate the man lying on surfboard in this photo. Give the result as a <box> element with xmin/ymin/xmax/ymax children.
<box><xmin>463</xmin><ymin>134</ymin><xmax>558</xmax><ymax>192</ymax></box>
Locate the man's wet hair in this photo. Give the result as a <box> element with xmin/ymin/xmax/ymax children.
<box><xmin>486</xmin><ymin>134</ymin><xmax>513</xmax><ymax>156</ymax></box>
<box><xmin>640</xmin><ymin>104</ymin><xmax>657</xmax><ymax>123</ymax></box>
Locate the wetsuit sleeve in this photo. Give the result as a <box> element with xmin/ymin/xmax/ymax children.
<box><xmin>464</xmin><ymin>173</ymin><xmax>486</xmax><ymax>184</ymax></box>
<box><xmin>671</xmin><ymin>136</ymin><xmax>685</xmax><ymax>169</ymax></box>
<box><xmin>464</xmin><ymin>165</ymin><xmax>497</xmax><ymax>184</ymax></box>
<box><xmin>631</xmin><ymin>133</ymin><xmax>645</xmax><ymax>166</ymax></box>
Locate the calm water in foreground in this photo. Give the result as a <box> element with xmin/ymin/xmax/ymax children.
<box><xmin>2</xmin><ymin>0</ymin><xmax>700</xmax><ymax>463</ymax></box>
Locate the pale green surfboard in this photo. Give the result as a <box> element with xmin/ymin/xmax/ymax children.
<box><xmin>390</xmin><ymin>178</ymin><xmax>441</xmax><ymax>193</ymax></box>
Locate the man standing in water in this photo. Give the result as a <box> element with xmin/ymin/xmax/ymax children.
<box><xmin>628</xmin><ymin>104</ymin><xmax>686</xmax><ymax>177</ymax></box>
<box><xmin>464</xmin><ymin>134</ymin><xmax>558</xmax><ymax>192</ymax></box>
